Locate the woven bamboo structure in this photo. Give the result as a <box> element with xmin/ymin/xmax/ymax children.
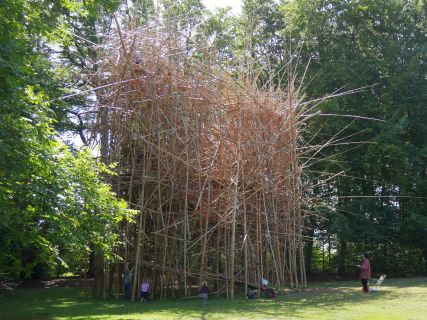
<box><xmin>92</xmin><ymin>21</ymin><xmax>308</xmax><ymax>299</ymax></box>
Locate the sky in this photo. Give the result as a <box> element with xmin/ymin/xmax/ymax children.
<box><xmin>203</xmin><ymin>0</ymin><xmax>242</xmax><ymax>15</ymax></box>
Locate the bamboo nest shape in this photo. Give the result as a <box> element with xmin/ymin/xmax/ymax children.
<box><xmin>92</xmin><ymin>22</ymin><xmax>308</xmax><ymax>299</ymax></box>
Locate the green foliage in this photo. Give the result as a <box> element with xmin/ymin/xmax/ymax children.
<box><xmin>127</xmin><ymin>0</ymin><xmax>156</xmax><ymax>25</ymax></box>
<box><xmin>279</xmin><ymin>0</ymin><xmax>427</xmax><ymax>273</ymax></box>
<box><xmin>0</xmin><ymin>128</ymin><xmax>134</xmax><ymax>278</ymax></box>
<box><xmin>0</xmin><ymin>0</ymin><xmax>134</xmax><ymax>280</ymax></box>
<box><xmin>161</xmin><ymin>0</ymin><xmax>206</xmax><ymax>20</ymax></box>
<box><xmin>196</xmin><ymin>8</ymin><xmax>238</xmax><ymax>63</ymax></box>
<box><xmin>0</xmin><ymin>132</ymin><xmax>134</xmax><ymax>279</ymax></box>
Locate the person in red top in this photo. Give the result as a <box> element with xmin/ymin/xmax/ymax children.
<box><xmin>357</xmin><ymin>253</ymin><xmax>371</xmax><ymax>292</ymax></box>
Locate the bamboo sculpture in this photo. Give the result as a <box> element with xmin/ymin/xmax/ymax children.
<box><xmin>92</xmin><ymin>21</ymin><xmax>308</xmax><ymax>300</ymax></box>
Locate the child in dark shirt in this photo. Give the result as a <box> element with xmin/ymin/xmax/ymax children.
<box><xmin>199</xmin><ymin>281</ymin><xmax>209</xmax><ymax>305</ymax></box>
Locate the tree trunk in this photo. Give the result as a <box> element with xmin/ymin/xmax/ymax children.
<box><xmin>304</xmin><ymin>227</ymin><xmax>314</xmax><ymax>275</ymax></box>
<box><xmin>337</xmin><ymin>238</ymin><xmax>347</xmax><ymax>274</ymax></box>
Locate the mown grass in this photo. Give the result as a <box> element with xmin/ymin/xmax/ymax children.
<box><xmin>1</xmin><ymin>277</ymin><xmax>426</xmax><ymax>319</ymax></box>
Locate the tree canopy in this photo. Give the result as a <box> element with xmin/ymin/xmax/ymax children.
<box><xmin>0</xmin><ymin>0</ymin><xmax>134</xmax><ymax>280</ymax></box>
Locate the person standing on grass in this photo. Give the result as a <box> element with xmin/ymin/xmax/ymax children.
<box><xmin>123</xmin><ymin>271</ymin><xmax>132</xmax><ymax>300</ymax></box>
<box><xmin>199</xmin><ymin>281</ymin><xmax>209</xmax><ymax>305</ymax></box>
<box><xmin>357</xmin><ymin>253</ymin><xmax>371</xmax><ymax>292</ymax></box>
<box><xmin>140</xmin><ymin>281</ymin><xmax>150</xmax><ymax>302</ymax></box>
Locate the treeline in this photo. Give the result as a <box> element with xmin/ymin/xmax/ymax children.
<box><xmin>1</xmin><ymin>0</ymin><xmax>426</xmax><ymax>282</ymax></box>
<box><xmin>0</xmin><ymin>0</ymin><xmax>135</xmax><ymax>281</ymax></box>
<box><xmin>280</xmin><ymin>0</ymin><xmax>427</xmax><ymax>275</ymax></box>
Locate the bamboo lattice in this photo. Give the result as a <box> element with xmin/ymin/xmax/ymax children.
<box><xmin>92</xmin><ymin>22</ymin><xmax>308</xmax><ymax>300</ymax></box>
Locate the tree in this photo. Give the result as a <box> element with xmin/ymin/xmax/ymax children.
<box><xmin>281</xmin><ymin>0</ymin><xmax>427</xmax><ymax>273</ymax></box>
<box><xmin>0</xmin><ymin>0</ymin><xmax>133</xmax><ymax>281</ymax></box>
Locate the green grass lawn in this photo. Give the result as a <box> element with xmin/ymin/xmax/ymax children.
<box><xmin>1</xmin><ymin>277</ymin><xmax>426</xmax><ymax>320</ymax></box>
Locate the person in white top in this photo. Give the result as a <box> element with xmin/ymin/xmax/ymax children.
<box><xmin>140</xmin><ymin>281</ymin><xmax>150</xmax><ymax>302</ymax></box>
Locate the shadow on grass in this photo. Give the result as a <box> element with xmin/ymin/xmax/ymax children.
<box><xmin>0</xmin><ymin>279</ymin><xmax>420</xmax><ymax>320</ymax></box>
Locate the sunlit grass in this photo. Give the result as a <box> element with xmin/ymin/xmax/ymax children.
<box><xmin>1</xmin><ymin>277</ymin><xmax>426</xmax><ymax>319</ymax></box>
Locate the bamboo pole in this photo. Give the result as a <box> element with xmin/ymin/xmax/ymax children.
<box><xmin>243</xmin><ymin>192</ymin><xmax>248</xmax><ymax>296</ymax></box>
